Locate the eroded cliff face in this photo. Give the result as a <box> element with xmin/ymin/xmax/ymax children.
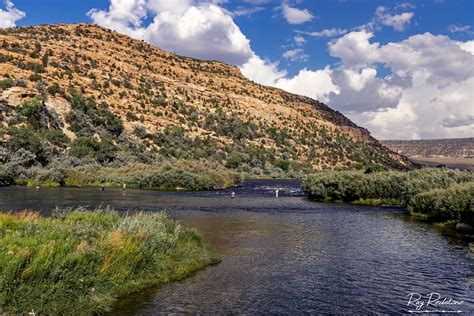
<box><xmin>382</xmin><ymin>138</ymin><xmax>474</xmax><ymax>159</ymax></box>
<box><xmin>0</xmin><ymin>23</ymin><xmax>411</xmax><ymax>170</ymax></box>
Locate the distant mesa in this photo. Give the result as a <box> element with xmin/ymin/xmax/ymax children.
<box><xmin>382</xmin><ymin>138</ymin><xmax>473</xmax><ymax>170</ymax></box>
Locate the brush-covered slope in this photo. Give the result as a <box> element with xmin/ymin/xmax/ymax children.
<box><xmin>0</xmin><ymin>24</ymin><xmax>410</xmax><ymax>178</ymax></box>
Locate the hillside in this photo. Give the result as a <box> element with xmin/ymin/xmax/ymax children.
<box><xmin>0</xmin><ymin>24</ymin><xmax>410</xmax><ymax>186</ymax></box>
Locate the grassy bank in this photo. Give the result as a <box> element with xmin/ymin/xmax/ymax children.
<box><xmin>0</xmin><ymin>209</ymin><xmax>219</xmax><ymax>314</ymax></box>
<box><xmin>302</xmin><ymin>168</ymin><xmax>473</xmax><ymax>225</ymax></box>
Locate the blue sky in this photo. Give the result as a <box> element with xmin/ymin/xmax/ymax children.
<box><xmin>237</xmin><ymin>0</ymin><xmax>473</xmax><ymax>75</ymax></box>
<box><xmin>2</xmin><ymin>0</ymin><xmax>474</xmax><ymax>139</ymax></box>
<box><xmin>8</xmin><ymin>0</ymin><xmax>473</xmax><ymax>76</ymax></box>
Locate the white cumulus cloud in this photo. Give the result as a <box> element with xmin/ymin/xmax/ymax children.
<box><xmin>282</xmin><ymin>48</ymin><xmax>309</xmax><ymax>62</ymax></box>
<box><xmin>281</xmin><ymin>4</ymin><xmax>314</xmax><ymax>25</ymax></box>
<box><xmin>328</xmin><ymin>31</ymin><xmax>380</xmax><ymax>68</ymax></box>
<box><xmin>328</xmin><ymin>67</ymin><xmax>407</xmax><ymax>112</ymax></box>
<box><xmin>0</xmin><ymin>0</ymin><xmax>25</xmax><ymax>28</ymax></box>
<box><xmin>298</xmin><ymin>28</ymin><xmax>348</xmax><ymax>38</ymax></box>
<box><xmin>294</xmin><ymin>34</ymin><xmax>306</xmax><ymax>45</ymax></box>
<box><xmin>375</xmin><ymin>6</ymin><xmax>414</xmax><ymax>32</ymax></box>
<box><xmin>379</xmin><ymin>33</ymin><xmax>474</xmax><ymax>86</ymax></box>
<box><xmin>448</xmin><ymin>24</ymin><xmax>474</xmax><ymax>35</ymax></box>
<box><xmin>88</xmin><ymin>0</ymin><xmax>253</xmax><ymax>65</ymax></box>
<box><xmin>326</xmin><ymin>30</ymin><xmax>474</xmax><ymax>139</ymax></box>
<box><xmin>275</xmin><ymin>66</ymin><xmax>337</xmax><ymax>103</ymax></box>
<box><xmin>458</xmin><ymin>40</ymin><xmax>474</xmax><ymax>55</ymax></box>
<box><xmin>240</xmin><ymin>54</ymin><xmax>287</xmax><ymax>86</ymax></box>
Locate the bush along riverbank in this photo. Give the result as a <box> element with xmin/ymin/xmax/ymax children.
<box><xmin>0</xmin><ymin>161</ymin><xmax>244</xmax><ymax>191</ymax></box>
<box><xmin>302</xmin><ymin>168</ymin><xmax>474</xmax><ymax>228</ymax></box>
<box><xmin>0</xmin><ymin>209</ymin><xmax>219</xmax><ymax>314</ymax></box>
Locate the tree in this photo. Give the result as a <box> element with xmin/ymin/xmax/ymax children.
<box><xmin>70</xmin><ymin>136</ymin><xmax>117</xmax><ymax>163</ymax></box>
<box><xmin>225</xmin><ymin>152</ymin><xmax>243</xmax><ymax>169</ymax></box>
<box><xmin>276</xmin><ymin>159</ymin><xmax>291</xmax><ymax>172</ymax></box>
<box><xmin>6</xmin><ymin>127</ymin><xmax>44</xmax><ymax>165</ymax></box>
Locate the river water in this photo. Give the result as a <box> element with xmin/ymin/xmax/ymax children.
<box><xmin>0</xmin><ymin>180</ymin><xmax>472</xmax><ymax>314</ymax></box>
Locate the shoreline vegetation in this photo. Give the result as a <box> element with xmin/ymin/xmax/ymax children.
<box><xmin>302</xmin><ymin>168</ymin><xmax>474</xmax><ymax>228</ymax></box>
<box><xmin>0</xmin><ymin>208</ymin><xmax>219</xmax><ymax>314</ymax></box>
<box><xmin>1</xmin><ymin>161</ymin><xmax>244</xmax><ymax>191</ymax></box>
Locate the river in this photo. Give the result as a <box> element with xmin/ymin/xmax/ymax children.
<box><xmin>0</xmin><ymin>179</ymin><xmax>472</xmax><ymax>314</ymax></box>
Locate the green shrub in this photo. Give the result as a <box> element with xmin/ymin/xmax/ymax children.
<box><xmin>65</xmin><ymin>110</ymin><xmax>95</xmax><ymax>136</ymax></box>
<box><xmin>0</xmin><ymin>53</ymin><xmax>13</xmax><ymax>64</ymax></box>
<box><xmin>402</xmin><ymin>168</ymin><xmax>473</xmax><ymax>201</ymax></box>
<box><xmin>70</xmin><ymin>136</ymin><xmax>117</xmax><ymax>163</ymax></box>
<box><xmin>225</xmin><ymin>152</ymin><xmax>243</xmax><ymax>169</ymax></box>
<box><xmin>16</xmin><ymin>96</ymin><xmax>44</xmax><ymax>130</ymax></box>
<box><xmin>88</xmin><ymin>107</ymin><xmax>123</xmax><ymax>137</ymax></box>
<box><xmin>67</xmin><ymin>89</ymin><xmax>123</xmax><ymax>136</ymax></box>
<box><xmin>0</xmin><ymin>78</ymin><xmax>14</xmax><ymax>91</ymax></box>
<box><xmin>407</xmin><ymin>182</ymin><xmax>473</xmax><ymax>222</ymax></box>
<box><xmin>126</xmin><ymin>111</ymin><xmax>139</xmax><ymax>121</ymax></box>
<box><xmin>276</xmin><ymin>159</ymin><xmax>291</xmax><ymax>172</ymax></box>
<box><xmin>36</xmin><ymin>168</ymin><xmax>67</xmax><ymax>186</ymax></box>
<box><xmin>138</xmin><ymin>169</ymin><xmax>214</xmax><ymax>191</ymax></box>
<box><xmin>6</xmin><ymin>127</ymin><xmax>45</xmax><ymax>164</ymax></box>
<box><xmin>43</xmin><ymin>129</ymin><xmax>70</xmax><ymax>147</ymax></box>
<box><xmin>47</xmin><ymin>83</ymin><xmax>62</xmax><ymax>96</ymax></box>
<box><xmin>153</xmin><ymin>97</ymin><xmax>166</xmax><ymax>106</ymax></box>
<box><xmin>21</xmin><ymin>61</ymin><xmax>45</xmax><ymax>73</ymax></box>
<box><xmin>0</xmin><ymin>167</ymin><xmax>14</xmax><ymax>186</ymax></box>
<box><xmin>303</xmin><ymin>169</ymin><xmax>473</xmax><ymax>203</ymax></box>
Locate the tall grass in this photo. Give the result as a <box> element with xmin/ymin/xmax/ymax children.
<box><xmin>0</xmin><ymin>209</ymin><xmax>219</xmax><ymax>314</ymax></box>
<box><xmin>302</xmin><ymin>168</ymin><xmax>474</xmax><ymax>223</ymax></box>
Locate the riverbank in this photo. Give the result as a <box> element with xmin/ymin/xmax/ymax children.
<box><xmin>1</xmin><ymin>162</ymin><xmax>244</xmax><ymax>191</ymax></box>
<box><xmin>302</xmin><ymin>168</ymin><xmax>474</xmax><ymax>229</ymax></box>
<box><xmin>0</xmin><ymin>209</ymin><xmax>219</xmax><ymax>314</ymax></box>
<box><xmin>1</xmin><ymin>162</ymin><xmax>306</xmax><ymax>192</ymax></box>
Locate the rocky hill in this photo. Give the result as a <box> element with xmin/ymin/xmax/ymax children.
<box><xmin>382</xmin><ymin>138</ymin><xmax>473</xmax><ymax>159</ymax></box>
<box><xmin>0</xmin><ymin>23</ymin><xmax>410</xmax><ymax>180</ymax></box>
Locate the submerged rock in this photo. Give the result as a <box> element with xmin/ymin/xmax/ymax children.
<box><xmin>455</xmin><ymin>222</ymin><xmax>473</xmax><ymax>233</ymax></box>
